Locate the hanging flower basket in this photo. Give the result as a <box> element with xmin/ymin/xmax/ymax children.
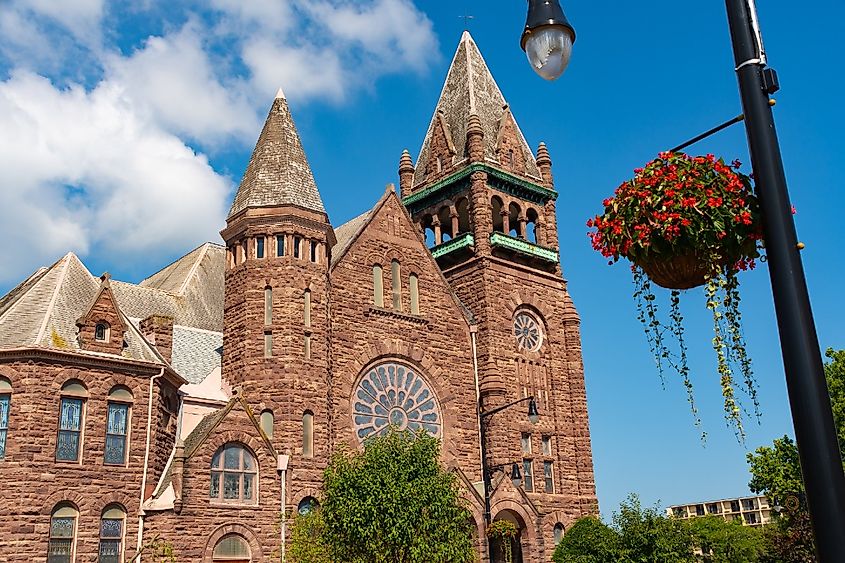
<box><xmin>487</xmin><ymin>520</ymin><xmax>519</xmax><ymax>563</ymax></box>
<box><xmin>587</xmin><ymin>152</ymin><xmax>767</xmax><ymax>439</ymax></box>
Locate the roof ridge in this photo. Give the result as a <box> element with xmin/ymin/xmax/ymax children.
<box><xmin>176</xmin><ymin>243</ymin><xmax>210</xmax><ymax>295</ymax></box>
<box><xmin>35</xmin><ymin>254</ymin><xmax>74</xmax><ymax>344</ymax></box>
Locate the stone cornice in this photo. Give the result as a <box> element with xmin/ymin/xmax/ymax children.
<box><xmin>364</xmin><ymin>306</ymin><xmax>429</xmax><ymax>326</ymax></box>
<box><xmin>490</xmin><ymin>232</ymin><xmax>558</xmax><ymax>263</ymax></box>
<box><xmin>403</xmin><ymin>163</ymin><xmax>557</xmax><ymax>213</ymax></box>
<box><xmin>0</xmin><ymin>346</ymin><xmax>186</xmax><ymax>386</ymax></box>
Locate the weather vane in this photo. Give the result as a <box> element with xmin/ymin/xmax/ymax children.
<box><xmin>459</xmin><ymin>13</ymin><xmax>474</xmax><ymax>29</ymax></box>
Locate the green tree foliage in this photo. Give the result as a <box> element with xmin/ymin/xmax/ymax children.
<box><xmin>551</xmin><ymin>516</ymin><xmax>619</xmax><ymax>563</ymax></box>
<box><xmin>747</xmin><ymin>348</ymin><xmax>845</xmax><ymax>502</ymax></box>
<box><xmin>553</xmin><ymin>496</ymin><xmax>769</xmax><ymax>563</ymax></box>
<box><xmin>612</xmin><ymin>495</ymin><xmax>694</xmax><ymax>562</ymax></box>
<box><xmin>744</xmin><ymin>348</ymin><xmax>845</xmax><ymax>562</ymax></box>
<box><xmin>289</xmin><ymin>429</ymin><xmax>476</xmax><ymax>563</ymax></box>
<box><xmin>687</xmin><ymin>515</ymin><xmax>763</xmax><ymax>562</ymax></box>
<box><xmin>287</xmin><ymin>509</ymin><xmax>330</xmax><ymax>563</ymax></box>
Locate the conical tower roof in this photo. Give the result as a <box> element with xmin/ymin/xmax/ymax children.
<box><xmin>229</xmin><ymin>89</ymin><xmax>325</xmax><ymax>218</ymax></box>
<box><xmin>413</xmin><ymin>31</ymin><xmax>541</xmax><ymax>185</ymax></box>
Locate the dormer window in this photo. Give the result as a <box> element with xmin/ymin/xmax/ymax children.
<box><xmin>95</xmin><ymin>323</ymin><xmax>109</xmax><ymax>342</ymax></box>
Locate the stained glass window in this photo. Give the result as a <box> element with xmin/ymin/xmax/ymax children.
<box><xmin>104</xmin><ymin>402</ymin><xmax>128</xmax><ymax>465</ymax></box>
<box><xmin>56</xmin><ymin>398</ymin><xmax>83</xmax><ymax>461</ymax></box>
<box><xmin>98</xmin><ymin>505</ymin><xmax>125</xmax><ymax>563</ymax></box>
<box><xmin>352</xmin><ymin>362</ymin><xmax>441</xmax><ymax>442</ymax></box>
<box><xmin>0</xmin><ymin>393</ymin><xmax>9</xmax><ymax>459</ymax></box>
<box><xmin>210</xmin><ymin>443</ymin><xmax>257</xmax><ymax>504</ymax></box>
<box><xmin>298</xmin><ymin>496</ymin><xmax>319</xmax><ymax>515</ymax></box>
<box><xmin>213</xmin><ymin>534</ymin><xmax>250</xmax><ymax>560</ymax></box>
<box><xmin>513</xmin><ymin>312</ymin><xmax>543</xmax><ymax>352</ymax></box>
<box><xmin>48</xmin><ymin>505</ymin><xmax>77</xmax><ymax>563</ymax></box>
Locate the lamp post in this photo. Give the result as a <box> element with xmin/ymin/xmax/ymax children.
<box><xmin>479</xmin><ymin>396</ymin><xmax>539</xmax><ymax>525</ymax></box>
<box><xmin>520</xmin><ymin>1</ymin><xmax>845</xmax><ymax>559</ymax></box>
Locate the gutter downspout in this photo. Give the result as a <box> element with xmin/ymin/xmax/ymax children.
<box><xmin>471</xmin><ymin>325</ymin><xmax>492</xmax><ymax>562</ymax></box>
<box><xmin>277</xmin><ymin>454</ymin><xmax>290</xmax><ymax>562</ymax></box>
<box><xmin>470</xmin><ymin>326</ymin><xmax>484</xmax><ymax>481</ymax></box>
<box><xmin>137</xmin><ymin>367</ymin><xmax>165</xmax><ymax>555</ymax></box>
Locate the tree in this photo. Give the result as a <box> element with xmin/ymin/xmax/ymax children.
<box><xmin>612</xmin><ymin>495</ymin><xmax>694</xmax><ymax>563</ymax></box>
<box><xmin>552</xmin><ymin>516</ymin><xmax>620</xmax><ymax>563</ymax></box>
<box><xmin>289</xmin><ymin>429</ymin><xmax>476</xmax><ymax>563</ymax></box>
<box><xmin>745</xmin><ymin>348</ymin><xmax>845</xmax><ymax>561</ymax></box>
<box><xmin>747</xmin><ymin>348</ymin><xmax>845</xmax><ymax>502</ymax></box>
<box><xmin>687</xmin><ymin>515</ymin><xmax>764</xmax><ymax>562</ymax></box>
<box><xmin>553</xmin><ymin>495</ymin><xmax>695</xmax><ymax>563</ymax></box>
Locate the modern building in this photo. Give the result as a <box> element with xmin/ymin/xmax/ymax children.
<box><xmin>667</xmin><ymin>494</ymin><xmax>772</xmax><ymax>527</ymax></box>
<box><xmin>0</xmin><ymin>32</ymin><xmax>597</xmax><ymax>562</ymax></box>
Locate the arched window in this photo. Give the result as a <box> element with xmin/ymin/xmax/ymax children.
<box><xmin>0</xmin><ymin>376</ymin><xmax>10</xmax><ymax>459</ymax></box>
<box><xmin>409</xmin><ymin>273</ymin><xmax>420</xmax><ymax>315</ymax></box>
<box><xmin>95</xmin><ymin>322</ymin><xmax>109</xmax><ymax>342</ymax></box>
<box><xmin>527</xmin><ymin>208</ymin><xmax>540</xmax><ymax>244</ymax></box>
<box><xmin>57</xmin><ymin>380</ymin><xmax>88</xmax><ymax>462</ymax></box>
<box><xmin>99</xmin><ymin>504</ymin><xmax>126</xmax><ymax>562</ymax></box>
<box><xmin>553</xmin><ymin>522</ymin><xmax>565</xmax><ymax>545</ymax></box>
<box><xmin>298</xmin><ymin>496</ymin><xmax>320</xmax><ymax>515</ymax></box>
<box><xmin>491</xmin><ymin>197</ymin><xmax>504</xmax><ymax>233</ymax></box>
<box><xmin>437</xmin><ymin>206</ymin><xmax>453</xmax><ymax>242</ymax></box>
<box><xmin>260</xmin><ymin>410</ymin><xmax>273</xmax><ymax>439</ymax></box>
<box><xmin>48</xmin><ymin>503</ymin><xmax>78</xmax><ymax>562</ymax></box>
<box><xmin>302</xmin><ymin>411</ymin><xmax>314</xmax><ymax>458</ymax></box>
<box><xmin>456</xmin><ymin>198</ymin><xmax>470</xmax><ymax>235</ymax></box>
<box><xmin>508</xmin><ymin>202</ymin><xmax>522</xmax><ymax>238</ymax></box>
<box><xmin>372</xmin><ymin>265</ymin><xmax>384</xmax><ymax>307</ymax></box>
<box><xmin>212</xmin><ymin>533</ymin><xmax>251</xmax><ymax>562</ymax></box>
<box><xmin>264</xmin><ymin>286</ymin><xmax>272</xmax><ymax>325</ymax></box>
<box><xmin>391</xmin><ymin>260</ymin><xmax>402</xmax><ymax>311</ymax></box>
<box><xmin>210</xmin><ymin>443</ymin><xmax>258</xmax><ymax>504</ymax></box>
<box><xmin>105</xmin><ymin>386</ymin><xmax>132</xmax><ymax>465</ymax></box>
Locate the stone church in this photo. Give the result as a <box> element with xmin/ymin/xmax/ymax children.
<box><xmin>0</xmin><ymin>32</ymin><xmax>596</xmax><ymax>562</ymax></box>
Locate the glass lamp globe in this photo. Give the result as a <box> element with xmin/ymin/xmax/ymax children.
<box><xmin>524</xmin><ymin>25</ymin><xmax>574</xmax><ymax>81</ymax></box>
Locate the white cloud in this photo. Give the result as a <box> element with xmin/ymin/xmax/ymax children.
<box><xmin>0</xmin><ymin>71</ymin><xmax>231</xmax><ymax>285</ymax></box>
<box><xmin>105</xmin><ymin>24</ymin><xmax>260</xmax><ymax>144</ymax></box>
<box><xmin>0</xmin><ymin>0</ymin><xmax>440</xmax><ymax>288</ymax></box>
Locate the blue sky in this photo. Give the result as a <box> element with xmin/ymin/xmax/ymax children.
<box><xmin>1</xmin><ymin>0</ymin><xmax>842</xmax><ymax>517</ymax></box>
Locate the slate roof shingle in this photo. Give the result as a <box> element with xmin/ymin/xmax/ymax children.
<box><xmin>413</xmin><ymin>31</ymin><xmax>541</xmax><ymax>185</ymax></box>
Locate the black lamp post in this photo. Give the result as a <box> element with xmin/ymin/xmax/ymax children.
<box><xmin>521</xmin><ymin>1</ymin><xmax>845</xmax><ymax>559</ymax></box>
<box><xmin>479</xmin><ymin>395</ymin><xmax>539</xmax><ymax>527</ymax></box>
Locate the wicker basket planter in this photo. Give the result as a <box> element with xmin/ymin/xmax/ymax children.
<box><xmin>638</xmin><ymin>252</ymin><xmax>713</xmax><ymax>290</ymax></box>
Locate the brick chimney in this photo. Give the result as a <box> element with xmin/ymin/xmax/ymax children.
<box><xmin>140</xmin><ymin>315</ymin><xmax>174</xmax><ymax>363</ymax></box>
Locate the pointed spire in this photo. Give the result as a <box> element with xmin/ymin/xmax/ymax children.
<box><xmin>228</xmin><ymin>93</ymin><xmax>325</xmax><ymax>219</ymax></box>
<box><xmin>413</xmin><ymin>31</ymin><xmax>541</xmax><ymax>186</ymax></box>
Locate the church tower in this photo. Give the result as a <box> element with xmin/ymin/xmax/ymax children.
<box><xmin>402</xmin><ymin>31</ymin><xmax>597</xmax><ymax>546</ymax></box>
<box><xmin>221</xmin><ymin>89</ymin><xmax>335</xmax><ymax>493</ymax></box>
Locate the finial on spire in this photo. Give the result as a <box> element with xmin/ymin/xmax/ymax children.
<box><xmin>398</xmin><ymin>150</ymin><xmax>415</xmax><ymax>199</ymax></box>
<box><xmin>275</xmin><ymin>87</ymin><xmax>286</xmax><ymax>100</ymax></box>
<box><xmin>536</xmin><ymin>142</ymin><xmax>551</xmax><ymax>165</ymax></box>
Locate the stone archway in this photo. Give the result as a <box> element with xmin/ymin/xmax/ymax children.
<box><xmin>491</xmin><ymin>509</ymin><xmax>527</xmax><ymax>563</ymax></box>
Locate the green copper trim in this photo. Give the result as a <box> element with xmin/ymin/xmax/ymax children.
<box><xmin>431</xmin><ymin>233</ymin><xmax>474</xmax><ymax>258</ymax></box>
<box><xmin>490</xmin><ymin>232</ymin><xmax>558</xmax><ymax>262</ymax></box>
<box><xmin>402</xmin><ymin>163</ymin><xmax>557</xmax><ymax>213</ymax></box>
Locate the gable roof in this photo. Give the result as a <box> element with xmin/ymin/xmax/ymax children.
<box><xmin>413</xmin><ymin>31</ymin><xmax>541</xmax><ymax>186</ymax></box>
<box><xmin>149</xmin><ymin>390</ymin><xmax>276</xmax><ymax>504</ymax></box>
<box><xmin>228</xmin><ymin>89</ymin><xmax>326</xmax><ymax>217</ymax></box>
<box><xmin>0</xmin><ymin>245</ymin><xmax>224</xmax><ymax>380</ymax></box>
<box><xmin>329</xmin><ymin>187</ymin><xmax>476</xmax><ymax>325</ymax></box>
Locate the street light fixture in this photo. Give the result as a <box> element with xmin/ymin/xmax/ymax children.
<box><xmin>519</xmin><ymin>0</ymin><xmax>845</xmax><ymax>559</ymax></box>
<box><xmin>527</xmin><ymin>396</ymin><xmax>540</xmax><ymax>424</ymax></box>
<box><xmin>521</xmin><ymin>0</ymin><xmax>575</xmax><ymax>81</ymax></box>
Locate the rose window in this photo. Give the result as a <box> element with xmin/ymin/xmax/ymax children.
<box><xmin>514</xmin><ymin>311</ymin><xmax>543</xmax><ymax>351</ymax></box>
<box><xmin>352</xmin><ymin>362</ymin><xmax>441</xmax><ymax>442</ymax></box>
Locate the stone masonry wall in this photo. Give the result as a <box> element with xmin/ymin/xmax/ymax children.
<box><xmin>0</xmin><ymin>357</ymin><xmax>174</xmax><ymax>562</ymax></box>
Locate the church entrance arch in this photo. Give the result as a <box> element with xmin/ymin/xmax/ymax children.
<box><xmin>490</xmin><ymin>509</ymin><xmax>527</xmax><ymax>563</ymax></box>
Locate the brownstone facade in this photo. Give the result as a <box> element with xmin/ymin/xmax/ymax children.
<box><xmin>0</xmin><ymin>31</ymin><xmax>595</xmax><ymax>562</ymax></box>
